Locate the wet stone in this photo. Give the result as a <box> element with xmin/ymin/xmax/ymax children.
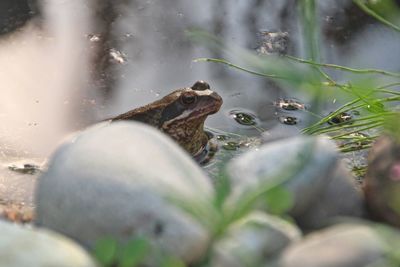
<box><xmin>0</xmin><ymin>220</ymin><xmax>97</xmax><ymax>267</ymax></box>
<box><xmin>279</xmin><ymin>116</ymin><xmax>298</xmax><ymax>125</ymax></box>
<box><xmin>226</xmin><ymin>135</ymin><xmax>364</xmax><ymax>230</ymax></box>
<box><xmin>328</xmin><ymin>112</ymin><xmax>353</xmax><ymax>125</ymax></box>
<box><xmin>211</xmin><ymin>211</ymin><xmax>301</xmax><ymax>267</ymax></box>
<box><xmin>35</xmin><ymin>121</ymin><xmax>213</xmax><ymax>264</ymax></box>
<box><xmin>274</xmin><ymin>99</ymin><xmax>305</xmax><ymax>111</ymax></box>
<box><xmin>279</xmin><ymin>222</ymin><xmax>399</xmax><ymax>267</ymax></box>
<box><xmin>8</xmin><ymin>163</ymin><xmax>41</xmax><ymax>175</ymax></box>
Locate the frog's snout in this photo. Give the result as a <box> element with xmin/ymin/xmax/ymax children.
<box><xmin>211</xmin><ymin>92</ymin><xmax>223</xmax><ymax>103</ymax></box>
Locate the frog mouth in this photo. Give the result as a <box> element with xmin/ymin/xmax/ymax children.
<box><xmin>172</xmin><ymin>104</ymin><xmax>219</xmax><ymax>123</ymax></box>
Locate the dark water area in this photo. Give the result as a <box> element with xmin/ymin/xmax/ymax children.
<box><xmin>0</xmin><ymin>1</ymin><xmax>36</xmax><ymax>35</ymax></box>
<box><xmin>0</xmin><ymin>0</ymin><xmax>400</xmax><ymax>204</ymax></box>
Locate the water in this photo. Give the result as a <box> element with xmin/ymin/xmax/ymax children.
<box><xmin>0</xmin><ymin>0</ymin><xmax>95</xmax><ymax>206</ymax></box>
<box><xmin>0</xmin><ymin>0</ymin><xmax>400</xmax><ymax>205</ymax></box>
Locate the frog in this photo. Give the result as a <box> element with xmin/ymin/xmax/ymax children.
<box><xmin>110</xmin><ymin>81</ymin><xmax>223</xmax><ymax>161</ymax></box>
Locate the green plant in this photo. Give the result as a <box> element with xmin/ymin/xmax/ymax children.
<box><xmin>93</xmin><ymin>237</ymin><xmax>150</xmax><ymax>267</ymax></box>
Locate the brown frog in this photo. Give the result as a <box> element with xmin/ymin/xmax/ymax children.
<box><xmin>110</xmin><ymin>81</ymin><xmax>223</xmax><ymax>159</ymax></box>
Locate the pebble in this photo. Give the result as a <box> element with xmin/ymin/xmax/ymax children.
<box><xmin>279</xmin><ymin>222</ymin><xmax>400</xmax><ymax>267</ymax></box>
<box><xmin>35</xmin><ymin>121</ymin><xmax>215</xmax><ymax>264</ymax></box>
<box><xmin>226</xmin><ymin>135</ymin><xmax>364</xmax><ymax>229</ymax></box>
<box><xmin>0</xmin><ymin>220</ymin><xmax>97</xmax><ymax>267</ymax></box>
<box><xmin>211</xmin><ymin>211</ymin><xmax>301</xmax><ymax>267</ymax></box>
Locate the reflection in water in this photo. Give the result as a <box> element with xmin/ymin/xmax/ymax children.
<box><xmin>0</xmin><ymin>0</ymin><xmax>94</xmax><ymax>158</ymax></box>
<box><xmin>0</xmin><ymin>0</ymin><xmax>95</xmax><ymax>204</ymax></box>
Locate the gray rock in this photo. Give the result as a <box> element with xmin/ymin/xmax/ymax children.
<box><xmin>35</xmin><ymin>121</ymin><xmax>214</xmax><ymax>264</ymax></box>
<box><xmin>211</xmin><ymin>211</ymin><xmax>301</xmax><ymax>267</ymax></box>
<box><xmin>296</xmin><ymin>161</ymin><xmax>365</xmax><ymax>229</ymax></box>
<box><xmin>0</xmin><ymin>220</ymin><xmax>97</xmax><ymax>267</ymax></box>
<box><xmin>226</xmin><ymin>135</ymin><xmax>364</xmax><ymax>229</ymax></box>
<box><xmin>279</xmin><ymin>222</ymin><xmax>399</xmax><ymax>267</ymax></box>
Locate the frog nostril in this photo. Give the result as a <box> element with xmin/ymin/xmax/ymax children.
<box><xmin>191</xmin><ymin>80</ymin><xmax>210</xmax><ymax>91</ymax></box>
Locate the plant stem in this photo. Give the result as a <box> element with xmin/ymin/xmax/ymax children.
<box><xmin>377</xmin><ymin>82</ymin><xmax>400</xmax><ymax>89</ymax></box>
<box><xmin>331</xmin><ymin>122</ymin><xmax>384</xmax><ymax>139</ymax></box>
<box><xmin>286</xmin><ymin>55</ymin><xmax>400</xmax><ymax>78</ymax></box>
<box><xmin>353</xmin><ymin>0</ymin><xmax>400</xmax><ymax>32</ymax></box>
<box><xmin>194</xmin><ymin>58</ymin><xmax>288</xmax><ymax>79</ymax></box>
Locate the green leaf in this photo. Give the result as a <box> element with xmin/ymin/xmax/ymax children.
<box><xmin>265</xmin><ymin>186</ymin><xmax>294</xmax><ymax>215</ymax></box>
<box><xmin>366</xmin><ymin>100</ymin><xmax>386</xmax><ymax>114</ymax></box>
<box><xmin>384</xmin><ymin>113</ymin><xmax>400</xmax><ymax>142</ymax></box>
<box><xmin>117</xmin><ymin>238</ymin><xmax>150</xmax><ymax>267</ymax></box>
<box><xmin>162</xmin><ymin>257</ymin><xmax>186</xmax><ymax>267</ymax></box>
<box><xmin>214</xmin><ymin>168</ymin><xmax>231</xmax><ymax>210</ymax></box>
<box><xmin>92</xmin><ymin>237</ymin><xmax>118</xmax><ymax>266</ymax></box>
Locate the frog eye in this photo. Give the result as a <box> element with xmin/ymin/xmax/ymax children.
<box><xmin>180</xmin><ymin>94</ymin><xmax>197</xmax><ymax>105</ymax></box>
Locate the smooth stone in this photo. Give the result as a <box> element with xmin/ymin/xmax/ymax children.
<box><xmin>0</xmin><ymin>220</ymin><xmax>97</xmax><ymax>267</ymax></box>
<box><xmin>279</xmin><ymin>222</ymin><xmax>400</xmax><ymax>267</ymax></box>
<box><xmin>35</xmin><ymin>121</ymin><xmax>215</xmax><ymax>264</ymax></box>
<box><xmin>211</xmin><ymin>211</ymin><xmax>301</xmax><ymax>267</ymax></box>
<box><xmin>226</xmin><ymin>135</ymin><xmax>364</xmax><ymax>229</ymax></box>
<box><xmin>296</xmin><ymin>161</ymin><xmax>365</xmax><ymax>229</ymax></box>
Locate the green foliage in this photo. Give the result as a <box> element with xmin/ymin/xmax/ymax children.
<box><xmin>93</xmin><ymin>237</ymin><xmax>118</xmax><ymax>266</ymax></box>
<box><xmin>265</xmin><ymin>186</ymin><xmax>294</xmax><ymax>215</ymax></box>
<box><xmin>373</xmin><ymin>224</ymin><xmax>400</xmax><ymax>265</ymax></box>
<box><xmin>117</xmin><ymin>238</ymin><xmax>149</xmax><ymax>267</ymax></box>
<box><xmin>214</xmin><ymin>168</ymin><xmax>231</xmax><ymax>210</ymax></box>
<box><xmin>353</xmin><ymin>0</ymin><xmax>400</xmax><ymax>32</ymax></box>
<box><xmin>384</xmin><ymin>112</ymin><xmax>400</xmax><ymax>142</ymax></box>
<box><xmin>93</xmin><ymin>237</ymin><xmax>149</xmax><ymax>267</ymax></box>
<box><xmin>161</xmin><ymin>257</ymin><xmax>186</xmax><ymax>267</ymax></box>
<box><xmin>299</xmin><ymin>0</ymin><xmax>320</xmax><ymax>61</ymax></box>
